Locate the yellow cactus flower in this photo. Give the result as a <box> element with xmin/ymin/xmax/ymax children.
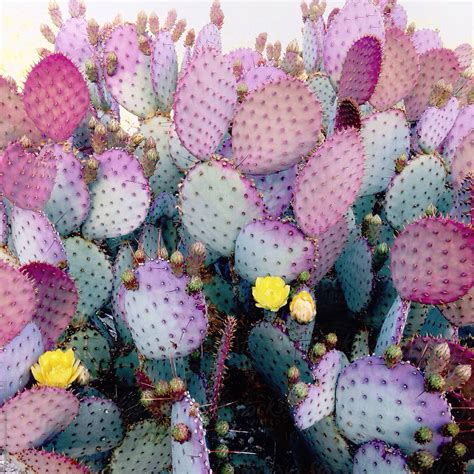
<box><xmin>290</xmin><ymin>290</ymin><xmax>316</xmax><ymax>324</ymax></box>
<box><xmin>31</xmin><ymin>348</ymin><xmax>83</xmax><ymax>389</ymax></box>
<box><xmin>252</xmin><ymin>276</ymin><xmax>290</xmax><ymax>312</ymax></box>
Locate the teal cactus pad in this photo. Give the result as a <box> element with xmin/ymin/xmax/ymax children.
<box><xmin>370</xmin><ymin>27</ymin><xmax>419</xmax><ymax>111</ymax></box>
<box><xmin>233</xmin><ymin>77</ymin><xmax>322</xmax><ymax>175</ymax></box>
<box><xmin>113</xmin><ymin>349</ymin><xmax>138</xmax><ymax>386</ymax></box>
<box><xmin>169</xmin><ymin>124</ymin><xmax>197</xmax><ymax>171</ymax></box>
<box><xmin>0</xmin><ymin>201</ymin><xmax>7</xmax><ymax>244</ymax></box>
<box><xmin>0</xmin><ymin>260</ymin><xmax>37</xmax><ymax>346</ymax></box>
<box><xmin>353</xmin><ymin>440</ymin><xmax>409</xmax><ymax>474</ymax></box>
<box><xmin>374</xmin><ymin>296</ymin><xmax>411</xmax><ymax>356</ymax></box>
<box><xmin>335</xmin><ymin>237</ymin><xmax>374</xmax><ymax>313</ymax></box>
<box><xmin>440</xmin><ymin>285</ymin><xmax>474</xmax><ymax>327</ymax></box>
<box><xmin>300</xmin><ymin>414</ymin><xmax>354</xmax><ymax>474</ymax></box>
<box><xmin>0</xmin><ymin>386</ymin><xmax>79</xmax><ymax>453</ymax></box>
<box><xmin>180</xmin><ymin>159</ymin><xmax>266</xmax><ymax>257</ymax></box>
<box><xmin>203</xmin><ymin>273</ymin><xmax>237</xmax><ymax>315</ymax></box>
<box><xmin>352</xmin><ymin>194</ymin><xmax>376</xmax><ymax>224</ymax></box>
<box><xmin>307</xmin><ymin>73</ymin><xmax>337</xmax><ymax>129</ymax></box>
<box><xmin>0</xmin><ymin>322</ymin><xmax>43</xmax><ymax>404</ymax></box>
<box><xmin>420</xmin><ymin>307</ymin><xmax>456</xmax><ymax>339</ymax></box>
<box><xmin>10</xmin><ymin>207</ymin><xmax>66</xmax><ymax>265</ymax></box>
<box><xmin>144</xmin><ymin>356</ymin><xmax>190</xmax><ymax>384</ymax></box>
<box><xmin>235</xmin><ymin>218</ymin><xmax>316</xmax><ymax>283</ymax></box>
<box><xmin>303</xmin><ymin>17</ymin><xmax>323</xmax><ymax>73</ymax></box>
<box><xmin>118</xmin><ymin>259</ymin><xmax>208</xmax><ymax>359</ymax></box>
<box><xmin>359</xmin><ymin>109</ymin><xmax>410</xmax><ymax>196</ymax></box>
<box><xmin>16</xmin><ymin>449</ymin><xmax>90</xmax><ymax>474</ymax></box>
<box><xmin>61</xmin><ymin>325</ymin><xmax>112</xmax><ymax>379</ymax></box>
<box><xmin>335</xmin><ymin>356</ymin><xmax>453</xmax><ymax>456</ymax></box>
<box><xmin>81</xmin><ymin>148</ymin><xmax>150</xmax><ymax>239</ymax></box>
<box><xmin>248</xmin><ymin>321</ymin><xmax>313</xmax><ymax>396</ymax></box>
<box><xmin>351</xmin><ymin>329</ymin><xmax>370</xmax><ymax>361</ymax></box>
<box><xmin>42</xmin><ymin>143</ymin><xmax>90</xmax><ymax>236</ymax></box>
<box><xmin>171</xmin><ymin>393</ymin><xmax>211</xmax><ymax>473</ymax></box>
<box><xmin>367</xmin><ymin>277</ymin><xmax>398</xmax><ymax>331</ymax></box>
<box><xmin>110</xmin><ymin>420</ymin><xmax>171</xmax><ymax>473</ymax></box>
<box><xmin>174</xmin><ymin>50</ymin><xmax>237</xmax><ymax>159</ymax></box>
<box><xmin>139</xmin><ymin>224</ymin><xmax>163</xmax><ymax>259</ymax></box>
<box><xmin>148</xmin><ymin>192</ymin><xmax>178</xmax><ymax>223</ymax></box>
<box><xmin>390</xmin><ymin>217</ymin><xmax>474</xmax><ymax>304</ymax></box>
<box><xmin>64</xmin><ymin>236</ymin><xmax>113</xmax><ymax>319</ymax></box>
<box><xmin>404</xmin><ymin>303</ymin><xmax>429</xmax><ymax>338</ymax></box>
<box><xmin>294</xmin><ymin>127</ymin><xmax>366</xmax><ymax>236</ymax></box>
<box><xmin>47</xmin><ymin>396</ymin><xmax>124</xmax><ymax>457</ymax></box>
<box><xmin>385</xmin><ymin>154</ymin><xmax>446</xmax><ymax>229</ymax></box>
<box><xmin>292</xmin><ymin>350</ymin><xmax>349</xmax><ymax>430</ymax></box>
<box><xmin>103</xmin><ymin>23</ymin><xmax>158</xmax><ymax>117</ymax></box>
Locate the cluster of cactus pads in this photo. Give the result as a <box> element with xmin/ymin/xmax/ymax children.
<box><xmin>0</xmin><ymin>0</ymin><xmax>473</xmax><ymax>472</ymax></box>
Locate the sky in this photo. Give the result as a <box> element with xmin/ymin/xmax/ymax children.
<box><xmin>0</xmin><ymin>0</ymin><xmax>472</xmax><ymax>84</ymax></box>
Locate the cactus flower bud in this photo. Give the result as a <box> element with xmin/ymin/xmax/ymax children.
<box><xmin>232</xmin><ymin>60</ymin><xmax>243</xmax><ymax>79</ymax></box>
<box><xmin>445</xmin><ymin>364</ymin><xmax>472</xmax><ymax>391</ymax></box>
<box><xmin>158</xmin><ymin>246</ymin><xmax>169</xmax><ymax>260</ymax></box>
<box><xmin>288</xmin><ymin>381</ymin><xmax>309</xmax><ymax>405</ymax></box>
<box><xmin>372</xmin><ymin>242</ymin><xmax>389</xmax><ymax>273</ymax></box>
<box><xmin>87</xmin><ymin>18</ymin><xmax>100</xmax><ymax>46</ymax></box>
<box><xmin>210</xmin><ymin>0</ymin><xmax>224</xmax><ymax>29</ymax></box>
<box><xmin>287</xmin><ymin>365</ymin><xmax>300</xmax><ymax>385</ymax></box>
<box><xmin>425</xmin><ymin>342</ymin><xmax>450</xmax><ymax>376</ymax></box>
<box><xmin>188</xmin><ymin>275</ymin><xmax>203</xmax><ymax>293</ymax></box>
<box><xmin>215</xmin><ymin>420</ymin><xmax>230</xmax><ymax>437</ymax></box>
<box><xmin>19</xmin><ymin>135</ymin><xmax>32</xmax><ymax>149</ymax></box>
<box><xmin>48</xmin><ymin>0</ymin><xmax>63</xmax><ymax>27</ymax></box>
<box><xmin>384</xmin><ymin>344</ymin><xmax>403</xmax><ymax>368</ymax></box>
<box><xmin>133</xmin><ymin>247</ymin><xmax>146</xmax><ymax>267</ymax></box>
<box><xmin>429</xmin><ymin>79</ymin><xmax>453</xmax><ymax>108</ymax></box>
<box><xmin>136</xmin><ymin>11</ymin><xmax>147</xmax><ymax>35</ymax></box>
<box><xmin>440</xmin><ymin>422</ymin><xmax>460</xmax><ymax>437</ymax></box>
<box><xmin>84</xmin><ymin>156</ymin><xmax>100</xmax><ymax>184</ymax></box>
<box><xmin>395</xmin><ymin>153</ymin><xmax>408</xmax><ymax>173</ymax></box>
<box><xmin>149</xmin><ymin>12</ymin><xmax>159</xmax><ymax>35</ymax></box>
<box><xmin>220</xmin><ymin>464</ymin><xmax>235</xmax><ymax>474</ymax></box>
<box><xmin>425</xmin><ymin>373</ymin><xmax>445</xmax><ymax>392</ymax></box>
<box><xmin>362</xmin><ymin>213</ymin><xmax>382</xmax><ymax>246</ymax></box>
<box><xmin>170</xmin><ymin>250</ymin><xmax>185</xmax><ymax>277</ymax></box>
<box><xmin>121</xmin><ymin>269</ymin><xmax>139</xmax><ymax>291</ymax></box>
<box><xmin>107</xmin><ymin>118</ymin><xmax>120</xmax><ymax>133</ymax></box>
<box><xmin>310</xmin><ymin>342</ymin><xmax>326</xmax><ymax>362</ymax></box>
<box><xmin>184</xmin><ymin>29</ymin><xmax>195</xmax><ymax>48</ymax></box>
<box><xmin>215</xmin><ymin>443</ymin><xmax>229</xmax><ymax>459</ymax></box>
<box><xmin>325</xmin><ymin>333</ymin><xmax>337</xmax><ymax>349</ymax></box>
<box><xmin>414</xmin><ymin>426</ymin><xmax>433</xmax><ymax>444</ymax></box>
<box><xmin>88</xmin><ymin>116</ymin><xmax>99</xmax><ymax>129</ymax></box>
<box><xmin>164</xmin><ymin>9</ymin><xmax>177</xmax><ymax>32</ymax></box>
<box><xmin>140</xmin><ymin>389</ymin><xmax>155</xmax><ymax>407</ymax></box>
<box><xmin>407</xmin><ymin>450</ymin><xmax>434</xmax><ymax>471</ymax></box>
<box><xmin>266</xmin><ymin>42</ymin><xmax>274</xmax><ymax>61</ymax></box>
<box><xmin>171</xmin><ymin>423</ymin><xmax>191</xmax><ymax>443</ymax></box>
<box><xmin>138</xmin><ymin>35</ymin><xmax>151</xmax><ymax>55</ymax></box>
<box><xmin>84</xmin><ymin>59</ymin><xmax>98</xmax><ymax>83</ymax></box>
<box><xmin>290</xmin><ymin>290</ymin><xmax>316</xmax><ymax>324</ymax></box>
<box><xmin>105</xmin><ymin>52</ymin><xmax>118</xmax><ymax>76</ymax></box>
<box><xmin>169</xmin><ymin>377</ymin><xmax>186</xmax><ymax>399</ymax></box>
<box><xmin>273</xmin><ymin>41</ymin><xmax>282</xmax><ymax>61</ymax></box>
<box><xmin>255</xmin><ymin>32</ymin><xmax>268</xmax><ymax>54</ymax></box>
<box><xmin>154</xmin><ymin>379</ymin><xmax>170</xmax><ymax>396</ymax></box>
<box><xmin>172</xmin><ymin>19</ymin><xmax>187</xmax><ymax>43</ymax></box>
<box><xmin>424</xmin><ymin>203</ymin><xmax>437</xmax><ymax>217</ymax></box>
<box><xmin>297</xmin><ymin>270</ymin><xmax>310</xmax><ymax>283</ymax></box>
<box><xmin>441</xmin><ymin>441</ymin><xmax>467</xmax><ymax>459</ymax></box>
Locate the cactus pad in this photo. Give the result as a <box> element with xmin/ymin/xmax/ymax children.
<box><xmin>336</xmin><ymin>356</ymin><xmax>453</xmax><ymax>456</ymax></box>
<box><xmin>180</xmin><ymin>159</ymin><xmax>265</xmax><ymax>257</ymax></box>
<box><xmin>42</xmin><ymin>144</ymin><xmax>90</xmax><ymax>236</ymax></box>
<box><xmin>335</xmin><ymin>238</ymin><xmax>374</xmax><ymax>313</ymax></box>
<box><xmin>55</xmin><ymin>17</ymin><xmax>93</xmax><ymax>67</ymax></box>
<box><xmin>385</xmin><ymin>154</ymin><xmax>446</xmax><ymax>230</ymax></box>
<box><xmin>412</xmin><ymin>28</ymin><xmax>443</xmax><ymax>54</ymax></box>
<box><xmin>118</xmin><ymin>259</ymin><xmax>208</xmax><ymax>359</ymax></box>
<box><xmin>390</xmin><ymin>217</ymin><xmax>474</xmax><ymax>304</ymax></box>
<box><xmin>233</xmin><ymin>77</ymin><xmax>322</xmax><ymax>175</ymax></box>
<box><xmin>294</xmin><ymin>127</ymin><xmax>365</xmax><ymax>236</ymax></box>
<box><xmin>171</xmin><ymin>393</ymin><xmax>211</xmax><ymax>473</ymax></box>
<box><xmin>23</xmin><ymin>53</ymin><xmax>89</xmax><ymax>141</ymax></box>
<box><xmin>235</xmin><ymin>219</ymin><xmax>316</xmax><ymax>283</ymax></box>
<box><xmin>359</xmin><ymin>109</ymin><xmax>410</xmax><ymax>196</ymax></box>
<box><xmin>0</xmin><ymin>141</ymin><xmax>56</xmax><ymax>211</ymax></box>
<box><xmin>0</xmin><ymin>260</ymin><xmax>37</xmax><ymax>345</ymax></box>
<box><xmin>440</xmin><ymin>285</ymin><xmax>474</xmax><ymax>326</ymax></box>
<box><xmin>81</xmin><ymin>148</ymin><xmax>150</xmax><ymax>240</ymax></box>
<box><xmin>16</xmin><ymin>449</ymin><xmax>90</xmax><ymax>474</ymax></box>
<box><xmin>307</xmin><ymin>73</ymin><xmax>337</xmax><ymax>129</ymax></box>
<box><xmin>20</xmin><ymin>261</ymin><xmax>77</xmax><ymax>347</ymax></box>
<box><xmin>451</xmin><ymin>129</ymin><xmax>473</xmax><ymax>191</ymax></box>
<box><xmin>110</xmin><ymin>420</ymin><xmax>171</xmax><ymax>473</ymax></box>
<box><xmin>374</xmin><ymin>296</ymin><xmax>411</xmax><ymax>356</ymax></box>
<box><xmin>10</xmin><ymin>207</ymin><xmax>66</xmax><ymax>265</ymax></box>
<box><xmin>174</xmin><ymin>50</ymin><xmax>237</xmax><ymax>159</ymax></box>
<box><xmin>103</xmin><ymin>23</ymin><xmax>157</xmax><ymax>117</ymax></box>
<box><xmin>370</xmin><ymin>28</ymin><xmax>419</xmax><ymax>111</ymax></box>
<box><xmin>0</xmin><ymin>386</ymin><xmax>79</xmax><ymax>453</ymax></box>
<box><xmin>47</xmin><ymin>397</ymin><xmax>124</xmax><ymax>457</ymax></box>
<box><xmin>0</xmin><ymin>322</ymin><xmax>43</xmax><ymax>404</ymax></box>
<box><xmin>443</xmin><ymin>104</ymin><xmax>474</xmax><ymax>163</ymax></box>
<box><xmin>63</xmin><ymin>236</ymin><xmax>113</xmax><ymax>319</ymax></box>
<box><xmin>353</xmin><ymin>440</ymin><xmax>409</xmax><ymax>474</ymax></box>
<box><xmin>243</xmin><ymin>65</ymin><xmax>287</xmax><ymax>92</ymax></box>
<box><xmin>338</xmin><ymin>36</ymin><xmax>382</xmax><ymax>104</ymax></box>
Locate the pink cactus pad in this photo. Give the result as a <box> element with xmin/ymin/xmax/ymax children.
<box><xmin>370</xmin><ymin>28</ymin><xmax>420</xmax><ymax>111</ymax></box>
<box><xmin>454</xmin><ymin>43</ymin><xmax>473</xmax><ymax>70</ymax></box>
<box><xmin>23</xmin><ymin>53</ymin><xmax>89</xmax><ymax>142</ymax></box>
<box><xmin>334</xmin><ymin>98</ymin><xmax>361</xmax><ymax>131</ymax></box>
<box><xmin>382</xmin><ymin>3</ymin><xmax>407</xmax><ymax>30</ymax></box>
<box><xmin>0</xmin><ymin>141</ymin><xmax>57</xmax><ymax>210</ymax></box>
<box><xmin>20</xmin><ymin>262</ymin><xmax>78</xmax><ymax>347</ymax></box>
<box><xmin>404</xmin><ymin>48</ymin><xmax>461</xmax><ymax>121</ymax></box>
<box><xmin>294</xmin><ymin>127</ymin><xmax>366</xmax><ymax>236</ymax></box>
<box><xmin>302</xmin><ymin>19</ymin><xmax>323</xmax><ymax>74</ymax></box>
<box><xmin>0</xmin><ymin>260</ymin><xmax>37</xmax><ymax>346</ymax></box>
<box><xmin>323</xmin><ymin>0</ymin><xmax>385</xmax><ymax>85</ymax></box>
<box><xmin>243</xmin><ymin>66</ymin><xmax>287</xmax><ymax>92</ymax></box>
<box><xmin>55</xmin><ymin>18</ymin><xmax>93</xmax><ymax>68</ymax></box>
<box><xmin>390</xmin><ymin>217</ymin><xmax>474</xmax><ymax>304</ymax></box>
<box><xmin>0</xmin><ymin>386</ymin><xmax>79</xmax><ymax>453</ymax></box>
<box><xmin>81</xmin><ymin>149</ymin><xmax>151</xmax><ymax>240</ymax></box>
<box><xmin>311</xmin><ymin>214</ymin><xmax>350</xmax><ymax>286</ymax></box>
<box><xmin>440</xmin><ymin>285</ymin><xmax>474</xmax><ymax>326</ymax></box>
<box><xmin>411</xmin><ymin>28</ymin><xmax>443</xmax><ymax>55</ymax></box>
<box><xmin>103</xmin><ymin>23</ymin><xmax>158</xmax><ymax>118</ymax></box>
<box><xmin>41</xmin><ymin>143</ymin><xmax>90</xmax><ymax>235</ymax></box>
<box><xmin>338</xmin><ymin>36</ymin><xmax>382</xmax><ymax>104</ymax></box>
<box><xmin>0</xmin><ymin>77</ymin><xmax>42</xmax><ymax>147</ymax></box>
<box><xmin>417</xmin><ymin>96</ymin><xmax>459</xmax><ymax>153</ymax></box>
<box><xmin>233</xmin><ymin>78</ymin><xmax>322</xmax><ymax>175</ymax></box>
<box><xmin>226</xmin><ymin>48</ymin><xmax>263</xmax><ymax>79</ymax></box>
<box><xmin>17</xmin><ymin>449</ymin><xmax>90</xmax><ymax>474</ymax></box>
<box><xmin>442</xmin><ymin>104</ymin><xmax>474</xmax><ymax>163</ymax></box>
<box><xmin>451</xmin><ymin>129</ymin><xmax>473</xmax><ymax>190</ymax></box>
<box><xmin>10</xmin><ymin>207</ymin><xmax>66</xmax><ymax>266</ymax></box>
<box><xmin>174</xmin><ymin>50</ymin><xmax>237</xmax><ymax>159</ymax></box>
<box><xmin>194</xmin><ymin>23</ymin><xmax>222</xmax><ymax>56</ymax></box>
<box><xmin>249</xmin><ymin>165</ymin><xmax>297</xmax><ymax>218</ymax></box>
